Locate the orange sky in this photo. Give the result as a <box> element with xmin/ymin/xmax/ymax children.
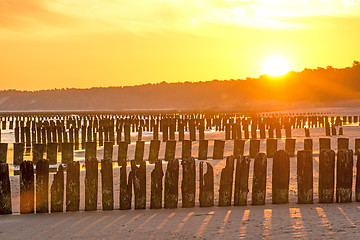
<box><xmin>1</xmin><ymin>0</ymin><xmax>360</xmax><ymax>90</ymax></box>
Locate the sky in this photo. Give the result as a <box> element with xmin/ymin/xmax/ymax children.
<box><xmin>1</xmin><ymin>0</ymin><xmax>360</xmax><ymax>90</ymax></box>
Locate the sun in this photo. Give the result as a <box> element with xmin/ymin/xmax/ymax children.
<box><xmin>262</xmin><ymin>56</ymin><xmax>290</xmax><ymax>76</ymax></box>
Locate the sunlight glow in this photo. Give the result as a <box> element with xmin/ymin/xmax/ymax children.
<box><xmin>263</xmin><ymin>56</ymin><xmax>290</xmax><ymax>76</ymax></box>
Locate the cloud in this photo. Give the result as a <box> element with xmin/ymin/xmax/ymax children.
<box><xmin>0</xmin><ymin>0</ymin><xmax>359</xmax><ymax>39</ymax></box>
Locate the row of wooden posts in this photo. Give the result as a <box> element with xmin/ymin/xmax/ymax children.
<box><xmin>1</xmin><ymin>135</ymin><xmax>360</xmax><ymax>167</ymax></box>
<box><xmin>0</xmin><ymin>114</ymin><xmax>355</xmax><ymax>146</ymax></box>
<box><xmin>0</xmin><ymin>148</ymin><xmax>359</xmax><ymax>215</ymax></box>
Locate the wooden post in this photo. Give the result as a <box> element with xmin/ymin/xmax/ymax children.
<box><xmin>178</xmin><ymin>123</ymin><xmax>184</xmax><ymax>141</ymax></box>
<box><xmin>148</xmin><ymin>140</ymin><xmax>161</xmax><ymax>164</ymax></box>
<box><xmin>66</xmin><ymin>161</ymin><xmax>80</xmax><ymax>212</ymax></box>
<box><xmin>225</xmin><ymin>124</ymin><xmax>231</xmax><ymax>140</ymax></box>
<box><xmin>356</xmin><ymin>153</ymin><xmax>360</xmax><ymax>202</ymax></box>
<box><xmin>85</xmin><ymin>142</ymin><xmax>97</xmax><ymax>160</ymax></box>
<box><xmin>252</xmin><ymin>153</ymin><xmax>267</xmax><ymax>205</ymax></box>
<box><xmin>198</xmin><ymin>140</ymin><xmax>208</xmax><ymax>160</ymax></box>
<box><xmin>118</xmin><ymin>141</ymin><xmax>128</xmax><ymax>165</ymax></box>
<box><xmin>266</xmin><ymin>139</ymin><xmax>277</xmax><ymax>158</ymax></box>
<box><xmin>336</xmin><ymin>149</ymin><xmax>353</xmax><ymax>203</ymax></box>
<box><xmin>275</xmin><ymin>124</ymin><xmax>282</xmax><ymax>138</ymax></box>
<box><xmin>355</xmin><ymin>139</ymin><xmax>360</xmax><ymax>155</ymax></box>
<box><xmin>120</xmin><ymin>162</ymin><xmax>132</xmax><ymax>210</ymax></box>
<box><xmin>234</xmin><ymin>156</ymin><xmax>250</xmax><ymax>206</ymax></box>
<box><xmin>104</xmin><ymin>141</ymin><xmax>114</xmax><ymax>161</ymax></box>
<box><xmin>285</xmin><ymin>139</ymin><xmax>296</xmax><ymax>157</ymax></box>
<box><xmin>0</xmin><ymin>163</ymin><xmax>11</xmax><ymax>214</ymax></box>
<box><xmin>337</xmin><ymin>138</ymin><xmax>349</xmax><ymax>150</ymax></box>
<box><xmin>165</xmin><ymin>140</ymin><xmax>176</xmax><ymax>161</ymax></box>
<box><xmin>150</xmin><ymin>159</ymin><xmax>163</xmax><ymax>209</ymax></box>
<box><xmin>338</xmin><ymin>127</ymin><xmax>343</xmax><ymax>135</ymax></box>
<box><xmin>131</xmin><ymin>160</ymin><xmax>146</xmax><ymax>209</ymax></box>
<box><xmin>249</xmin><ymin>139</ymin><xmax>260</xmax><ymax>158</ymax></box>
<box><xmin>135</xmin><ymin>141</ymin><xmax>145</xmax><ymax>164</ymax></box>
<box><xmin>199</xmin><ymin>162</ymin><xmax>214</xmax><ymax>207</ymax></box>
<box><xmin>85</xmin><ymin>157</ymin><xmax>98</xmax><ymax>211</ymax></box>
<box><xmin>101</xmin><ymin>158</ymin><xmax>114</xmax><ymax>210</ymax></box>
<box><xmin>0</xmin><ymin>143</ymin><xmax>7</xmax><ymax>163</ymax></box>
<box><xmin>272</xmin><ymin>150</ymin><xmax>290</xmax><ymax>204</ymax></box>
<box><xmin>181</xmin><ymin>157</ymin><xmax>195</xmax><ymax>208</ymax></box>
<box><xmin>218</xmin><ymin>156</ymin><xmax>235</xmax><ymax>206</ymax></box>
<box><xmin>199</xmin><ymin>124</ymin><xmax>205</xmax><ymax>140</ymax></box>
<box><xmin>304</xmin><ymin>139</ymin><xmax>313</xmax><ymax>153</ymax></box>
<box><xmin>233</xmin><ymin>139</ymin><xmax>245</xmax><ymax>158</ymax></box>
<box><xmin>297</xmin><ymin>150</ymin><xmax>313</xmax><ymax>204</ymax></box>
<box><xmin>32</xmin><ymin>143</ymin><xmax>45</xmax><ymax>165</ymax></box>
<box><xmin>331</xmin><ymin>125</ymin><xmax>337</xmax><ymax>136</ymax></box>
<box><xmin>182</xmin><ymin>140</ymin><xmax>192</xmax><ymax>160</ymax></box>
<box><xmin>36</xmin><ymin>159</ymin><xmax>49</xmax><ymax>213</ymax></box>
<box><xmin>61</xmin><ymin>142</ymin><xmax>73</xmax><ymax>164</ymax></box>
<box><xmin>124</xmin><ymin>125</ymin><xmax>131</xmax><ymax>144</ymax></box>
<box><xmin>189</xmin><ymin>123</ymin><xmax>196</xmax><ymax>141</ymax></box>
<box><xmin>319</xmin><ymin>138</ymin><xmax>331</xmax><ymax>153</ymax></box>
<box><xmin>13</xmin><ymin>143</ymin><xmax>24</xmax><ymax>165</ymax></box>
<box><xmin>259</xmin><ymin>122</ymin><xmax>266</xmax><ymax>139</ymax></box>
<box><xmin>153</xmin><ymin>124</ymin><xmax>159</xmax><ymax>141</ymax></box>
<box><xmin>213</xmin><ymin>140</ymin><xmax>225</xmax><ymax>160</ymax></box>
<box><xmin>51</xmin><ymin>165</ymin><xmax>64</xmax><ymax>213</ymax></box>
<box><xmin>304</xmin><ymin>128</ymin><xmax>310</xmax><ymax>137</ymax></box>
<box><xmin>325</xmin><ymin>122</ymin><xmax>331</xmax><ymax>136</ymax></box>
<box><xmin>20</xmin><ymin>161</ymin><xmax>34</xmax><ymax>214</ymax></box>
<box><xmin>319</xmin><ymin>149</ymin><xmax>335</xmax><ymax>203</ymax></box>
<box><xmin>164</xmin><ymin>159</ymin><xmax>179</xmax><ymax>208</ymax></box>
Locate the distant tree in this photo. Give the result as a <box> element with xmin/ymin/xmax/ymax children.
<box><xmin>352</xmin><ymin>60</ymin><xmax>360</xmax><ymax>67</ymax></box>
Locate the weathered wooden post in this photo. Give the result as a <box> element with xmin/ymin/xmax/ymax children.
<box><xmin>252</xmin><ymin>153</ymin><xmax>267</xmax><ymax>205</ymax></box>
<box><xmin>150</xmin><ymin>159</ymin><xmax>163</xmax><ymax>209</ymax></box>
<box><xmin>162</xmin><ymin>121</ymin><xmax>169</xmax><ymax>142</ymax></box>
<box><xmin>268</xmin><ymin>126</ymin><xmax>274</xmax><ymax>139</ymax></box>
<box><xmin>101</xmin><ymin>158</ymin><xmax>114</xmax><ymax>211</ymax></box>
<box><xmin>272</xmin><ymin>150</ymin><xmax>290</xmax><ymax>204</ymax></box>
<box><xmin>355</xmin><ymin>139</ymin><xmax>360</xmax><ymax>155</ymax></box>
<box><xmin>0</xmin><ymin>163</ymin><xmax>11</xmax><ymax>214</ymax></box>
<box><xmin>120</xmin><ymin>162</ymin><xmax>132</xmax><ymax>210</ymax></box>
<box><xmin>337</xmin><ymin>138</ymin><xmax>349</xmax><ymax>150</ymax></box>
<box><xmin>85</xmin><ymin>157</ymin><xmax>98</xmax><ymax>211</ymax></box>
<box><xmin>266</xmin><ymin>139</ymin><xmax>277</xmax><ymax>158</ymax></box>
<box><xmin>304</xmin><ymin>139</ymin><xmax>313</xmax><ymax>153</ymax></box>
<box><xmin>213</xmin><ymin>140</ymin><xmax>225</xmax><ymax>160</ymax></box>
<box><xmin>164</xmin><ymin>159</ymin><xmax>179</xmax><ymax>208</ymax></box>
<box><xmin>275</xmin><ymin>123</ymin><xmax>282</xmax><ymax>138</ymax></box>
<box><xmin>338</xmin><ymin>127</ymin><xmax>343</xmax><ymax>135</ymax></box>
<box><xmin>331</xmin><ymin>124</ymin><xmax>337</xmax><ymax>135</ymax></box>
<box><xmin>20</xmin><ymin>161</ymin><xmax>34</xmax><ymax>214</ymax></box>
<box><xmin>118</xmin><ymin>141</ymin><xmax>128</xmax><ymax>165</ymax></box>
<box><xmin>285</xmin><ymin>139</ymin><xmax>296</xmax><ymax>157</ymax></box>
<box><xmin>148</xmin><ymin>140</ymin><xmax>161</xmax><ymax>164</ymax></box>
<box><xmin>36</xmin><ymin>159</ymin><xmax>49</xmax><ymax>213</ymax></box>
<box><xmin>259</xmin><ymin>122</ymin><xmax>266</xmax><ymax>139</ymax></box>
<box><xmin>0</xmin><ymin>143</ymin><xmax>7</xmax><ymax>163</ymax></box>
<box><xmin>61</xmin><ymin>142</ymin><xmax>73</xmax><ymax>164</ymax></box>
<box><xmin>13</xmin><ymin>142</ymin><xmax>24</xmax><ymax>165</ymax></box>
<box><xmin>181</xmin><ymin>157</ymin><xmax>195</xmax><ymax>208</ymax></box>
<box><xmin>32</xmin><ymin>143</ymin><xmax>45</xmax><ymax>164</ymax></box>
<box><xmin>319</xmin><ymin>138</ymin><xmax>331</xmax><ymax>153</ymax></box>
<box><xmin>198</xmin><ymin>140</ymin><xmax>208</xmax><ymax>160</ymax></box>
<box><xmin>297</xmin><ymin>150</ymin><xmax>313</xmax><ymax>204</ymax></box>
<box><xmin>233</xmin><ymin>139</ymin><xmax>245</xmax><ymax>158</ymax></box>
<box><xmin>356</xmin><ymin>153</ymin><xmax>360</xmax><ymax>202</ymax></box>
<box><xmin>249</xmin><ymin>139</ymin><xmax>260</xmax><ymax>158</ymax></box>
<box><xmin>85</xmin><ymin>142</ymin><xmax>97</xmax><ymax>160</ymax></box>
<box><xmin>336</xmin><ymin>149</ymin><xmax>353</xmax><ymax>203</ymax></box>
<box><xmin>325</xmin><ymin>122</ymin><xmax>331</xmax><ymax>136</ymax></box>
<box><xmin>182</xmin><ymin>140</ymin><xmax>192</xmax><ymax>160</ymax></box>
<box><xmin>199</xmin><ymin>124</ymin><xmax>205</xmax><ymax>140</ymax></box>
<box><xmin>165</xmin><ymin>140</ymin><xmax>176</xmax><ymax>161</ymax></box>
<box><xmin>218</xmin><ymin>156</ymin><xmax>235</xmax><ymax>206</ymax></box>
<box><xmin>66</xmin><ymin>161</ymin><xmax>80</xmax><ymax>212</ymax></box>
<box><xmin>135</xmin><ymin>141</ymin><xmax>145</xmax><ymax>165</ymax></box>
<box><xmin>319</xmin><ymin>149</ymin><xmax>335</xmax><ymax>203</ymax></box>
<box><xmin>104</xmin><ymin>141</ymin><xmax>114</xmax><ymax>161</ymax></box>
<box><xmin>51</xmin><ymin>165</ymin><xmax>64</xmax><ymax>213</ymax></box>
<box><xmin>199</xmin><ymin>162</ymin><xmax>214</xmax><ymax>207</ymax></box>
<box><xmin>189</xmin><ymin>123</ymin><xmax>196</xmax><ymax>141</ymax></box>
<box><xmin>225</xmin><ymin>124</ymin><xmax>231</xmax><ymax>140</ymax></box>
<box><xmin>178</xmin><ymin>123</ymin><xmax>184</xmax><ymax>141</ymax></box>
<box><xmin>124</xmin><ymin>125</ymin><xmax>131</xmax><ymax>144</ymax></box>
<box><xmin>131</xmin><ymin>160</ymin><xmax>146</xmax><ymax>209</ymax></box>
<box><xmin>234</xmin><ymin>156</ymin><xmax>250</xmax><ymax>206</ymax></box>
<box><xmin>285</xmin><ymin>123</ymin><xmax>291</xmax><ymax>138</ymax></box>
<box><xmin>304</xmin><ymin>128</ymin><xmax>310</xmax><ymax>137</ymax></box>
